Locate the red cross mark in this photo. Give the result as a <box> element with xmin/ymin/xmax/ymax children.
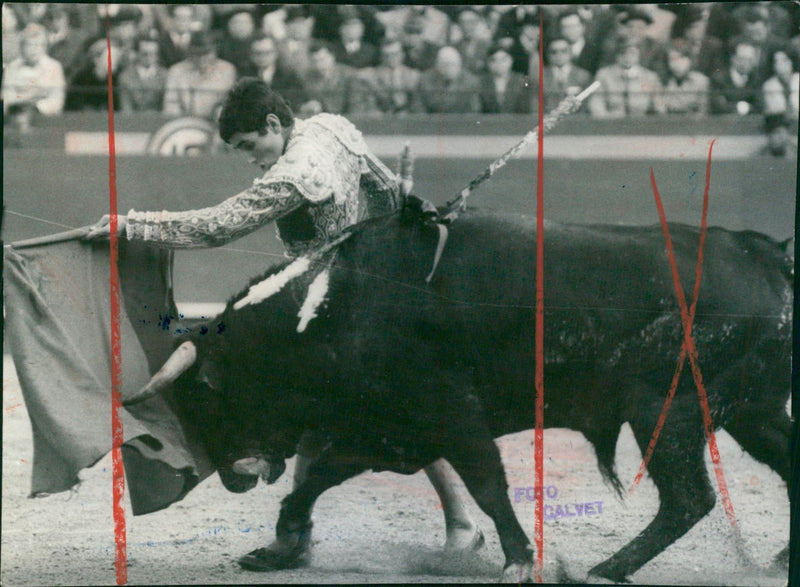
<box><xmin>629</xmin><ymin>140</ymin><xmax>741</xmax><ymax>539</ymax></box>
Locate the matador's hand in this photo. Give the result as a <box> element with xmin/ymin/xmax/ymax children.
<box><xmin>84</xmin><ymin>214</ymin><xmax>127</xmax><ymax>240</ymax></box>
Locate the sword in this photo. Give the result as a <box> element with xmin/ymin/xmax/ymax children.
<box><xmin>440</xmin><ymin>81</ymin><xmax>601</xmax><ymax>221</ymax></box>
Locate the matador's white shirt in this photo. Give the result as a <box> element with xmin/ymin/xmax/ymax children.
<box><xmin>126</xmin><ymin>113</ymin><xmax>400</xmax><ymax>257</ymax></box>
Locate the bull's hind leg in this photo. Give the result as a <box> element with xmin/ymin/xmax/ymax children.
<box><xmin>442</xmin><ymin>429</ymin><xmax>533</xmax><ymax>581</ymax></box>
<box><xmin>725</xmin><ymin>405</ymin><xmax>792</xmax><ymax>567</ymax></box>
<box><xmin>589</xmin><ymin>399</ymin><xmax>716</xmax><ymax>582</ymax></box>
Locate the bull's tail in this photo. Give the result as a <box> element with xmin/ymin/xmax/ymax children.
<box><xmin>588</xmin><ymin>423</ymin><xmax>625</xmax><ymax>501</ymax></box>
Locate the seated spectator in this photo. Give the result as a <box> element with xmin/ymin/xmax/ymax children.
<box><xmin>556</xmin><ymin>9</ymin><xmax>601</xmax><ymax>76</ymax></box>
<box><xmin>106</xmin><ymin>6</ymin><xmax>143</xmax><ymax>74</ymax></box>
<box><xmin>163</xmin><ymin>31</ymin><xmax>237</xmax><ymax>118</ymax></box>
<box><xmin>414</xmin><ymin>46</ymin><xmax>481</xmax><ymax>113</ymax></box>
<box><xmin>401</xmin><ymin>15</ymin><xmax>440</xmax><ymax>72</ymax></box>
<box><xmin>331</xmin><ymin>15</ymin><xmax>379</xmax><ymax>69</ymax></box>
<box><xmin>710</xmin><ymin>41</ymin><xmax>762</xmax><ymax>114</ymax></box>
<box><xmin>670</xmin><ymin>11</ymin><xmax>727</xmax><ymax>80</ymax></box>
<box><xmin>216</xmin><ymin>9</ymin><xmax>256</xmax><ymax>74</ymax></box>
<box><xmin>238</xmin><ymin>33</ymin><xmax>308</xmax><ymax>111</ymax></box>
<box><xmin>351</xmin><ymin>38</ymin><xmax>421</xmax><ymax>115</ymax></box>
<box><xmin>2</xmin><ymin>23</ymin><xmax>66</xmax><ymax>131</ymax></box>
<box><xmin>599</xmin><ymin>7</ymin><xmax>668</xmax><ymax>82</ymax></box>
<box><xmin>277</xmin><ymin>5</ymin><xmax>314</xmax><ymax>79</ymax></box>
<box><xmin>65</xmin><ymin>37</ymin><xmax>122</xmax><ymax>111</ymax></box>
<box><xmin>40</xmin><ymin>5</ymin><xmax>87</xmax><ymax>84</ymax></box>
<box><xmin>452</xmin><ymin>7</ymin><xmax>492</xmax><ymax>75</ymax></box>
<box><xmin>729</xmin><ymin>7</ymin><xmax>788</xmax><ymax>87</ymax></box>
<box><xmin>507</xmin><ymin>20</ymin><xmax>541</xmax><ymax>76</ymax></box>
<box><xmin>300</xmin><ymin>40</ymin><xmax>361</xmax><ymax>116</ymax></box>
<box><xmin>479</xmin><ymin>44</ymin><xmax>531</xmax><ymax>114</ymax></box>
<box><xmin>762</xmin><ymin>113</ymin><xmax>797</xmax><ymax>157</ymax></box>
<box><xmin>732</xmin><ymin>2</ymin><xmax>793</xmax><ymax>43</ymax></box>
<box><xmin>494</xmin><ymin>5</ymin><xmax>546</xmax><ymax>48</ymax></box>
<box><xmin>310</xmin><ymin>5</ymin><xmax>386</xmax><ymax>47</ymax></box>
<box><xmin>542</xmin><ymin>36</ymin><xmax>592</xmax><ymax>113</ymax></box>
<box><xmin>2</xmin><ymin>4</ymin><xmax>22</xmax><ymax>67</ymax></box>
<box><xmin>118</xmin><ymin>35</ymin><xmax>168</xmax><ymax>112</ymax></box>
<box><xmin>157</xmin><ymin>5</ymin><xmax>197</xmax><ymax>68</ymax></box>
<box><xmin>588</xmin><ymin>35</ymin><xmax>665</xmax><ymax>118</ymax></box>
<box><xmin>662</xmin><ymin>45</ymin><xmax>710</xmax><ymax>115</ymax></box>
<box><xmin>762</xmin><ymin>49</ymin><xmax>799</xmax><ymax>120</ymax></box>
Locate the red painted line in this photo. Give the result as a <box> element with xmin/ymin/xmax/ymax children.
<box><xmin>106</xmin><ymin>21</ymin><xmax>127</xmax><ymax>586</ymax></box>
<box><xmin>533</xmin><ymin>13</ymin><xmax>545</xmax><ymax>584</ymax></box>
<box><xmin>629</xmin><ymin>139</ymin><xmax>715</xmax><ymax>494</ymax></box>
<box><xmin>649</xmin><ymin>157</ymin><xmax>740</xmax><ymax>536</ymax></box>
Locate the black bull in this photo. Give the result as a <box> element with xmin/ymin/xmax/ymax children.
<box><xmin>129</xmin><ymin>209</ymin><xmax>792</xmax><ymax>582</ymax></box>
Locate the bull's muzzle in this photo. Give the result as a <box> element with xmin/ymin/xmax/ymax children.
<box><xmin>123</xmin><ymin>341</ymin><xmax>197</xmax><ymax>406</ymax></box>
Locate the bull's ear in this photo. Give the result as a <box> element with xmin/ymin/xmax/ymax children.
<box><xmin>196</xmin><ymin>359</ymin><xmax>222</xmax><ymax>391</ymax></box>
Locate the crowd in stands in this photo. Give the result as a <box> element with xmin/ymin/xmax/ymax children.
<box><xmin>2</xmin><ymin>3</ymin><xmax>798</xmax><ymax>152</ymax></box>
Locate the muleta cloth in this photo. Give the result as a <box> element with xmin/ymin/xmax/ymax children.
<box><xmin>4</xmin><ymin>235</ymin><xmax>214</xmax><ymax>515</ymax></box>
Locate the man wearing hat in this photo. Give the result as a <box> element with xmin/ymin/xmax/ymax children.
<box><xmin>163</xmin><ymin>30</ymin><xmax>237</xmax><ymax>118</ymax></box>
<box><xmin>589</xmin><ymin>34</ymin><xmax>665</xmax><ymax>118</ymax></box>
<box><xmin>599</xmin><ymin>7</ymin><xmax>668</xmax><ymax>83</ymax></box>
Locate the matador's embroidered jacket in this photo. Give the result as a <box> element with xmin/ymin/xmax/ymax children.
<box><xmin>126</xmin><ymin>113</ymin><xmax>401</xmax><ymax>257</ymax></box>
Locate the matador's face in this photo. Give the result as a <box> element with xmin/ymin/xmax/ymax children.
<box><xmin>229</xmin><ymin>115</ymin><xmax>286</xmax><ymax>173</ymax></box>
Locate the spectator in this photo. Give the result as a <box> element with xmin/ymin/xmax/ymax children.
<box><xmin>216</xmin><ymin>9</ymin><xmax>256</xmax><ymax>74</ymax></box>
<box><xmin>401</xmin><ymin>15</ymin><xmax>440</xmax><ymax>72</ymax></box>
<box><xmin>65</xmin><ymin>37</ymin><xmax>122</xmax><ymax>111</ymax></box>
<box><xmin>670</xmin><ymin>11</ymin><xmax>727</xmax><ymax>79</ymax></box>
<box><xmin>351</xmin><ymin>38</ymin><xmax>421</xmax><ymax>115</ymax></box>
<box><xmin>415</xmin><ymin>46</ymin><xmax>481</xmax><ymax>113</ymax></box>
<box><xmin>157</xmin><ymin>5</ymin><xmax>197</xmax><ymax>68</ymax></box>
<box><xmin>600</xmin><ymin>7</ymin><xmax>669</xmax><ymax>83</ymax></box>
<box><xmin>542</xmin><ymin>36</ymin><xmax>592</xmax><ymax>114</ymax></box>
<box><xmin>479</xmin><ymin>44</ymin><xmax>531</xmax><ymax>114</ymax></box>
<box><xmin>331</xmin><ymin>15</ymin><xmax>379</xmax><ymax>69</ymax></box>
<box><xmin>2</xmin><ymin>4</ymin><xmax>22</xmax><ymax>67</ymax></box>
<box><xmin>238</xmin><ymin>33</ymin><xmax>308</xmax><ymax>112</ymax></box>
<box><xmin>732</xmin><ymin>2</ymin><xmax>794</xmax><ymax>43</ymax></box>
<box><xmin>494</xmin><ymin>5</ymin><xmax>547</xmax><ymax>48</ymax></box>
<box><xmin>762</xmin><ymin>49</ymin><xmax>799</xmax><ymax>119</ymax></box>
<box><xmin>762</xmin><ymin>113</ymin><xmax>797</xmax><ymax>157</ymax></box>
<box><xmin>310</xmin><ymin>5</ymin><xmax>386</xmax><ymax>47</ymax></box>
<box><xmin>729</xmin><ymin>7</ymin><xmax>787</xmax><ymax>87</ymax></box>
<box><xmin>507</xmin><ymin>21</ymin><xmax>541</xmax><ymax>77</ymax></box>
<box><xmin>589</xmin><ymin>35</ymin><xmax>665</xmax><ymax>118</ymax></box>
<box><xmin>163</xmin><ymin>31</ymin><xmax>237</xmax><ymax>118</ymax></box>
<box><xmin>557</xmin><ymin>10</ymin><xmax>601</xmax><ymax>76</ymax></box>
<box><xmin>662</xmin><ymin>45</ymin><xmax>710</xmax><ymax>115</ymax></box>
<box><xmin>300</xmin><ymin>40</ymin><xmax>361</xmax><ymax>116</ymax></box>
<box><xmin>105</xmin><ymin>6</ymin><xmax>143</xmax><ymax>73</ymax></box>
<box><xmin>118</xmin><ymin>36</ymin><xmax>168</xmax><ymax>112</ymax></box>
<box><xmin>710</xmin><ymin>41</ymin><xmax>762</xmax><ymax>114</ymax></box>
<box><xmin>277</xmin><ymin>5</ymin><xmax>314</xmax><ymax>79</ymax></box>
<box><xmin>40</xmin><ymin>5</ymin><xmax>87</xmax><ymax>84</ymax></box>
<box><xmin>2</xmin><ymin>23</ymin><xmax>66</xmax><ymax>132</ymax></box>
<box><xmin>452</xmin><ymin>7</ymin><xmax>492</xmax><ymax>75</ymax></box>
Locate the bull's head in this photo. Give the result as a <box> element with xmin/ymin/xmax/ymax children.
<box><xmin>123</xmin><ymin>339</ymin><xmax>291</xmax><ymax>487</ymax></box>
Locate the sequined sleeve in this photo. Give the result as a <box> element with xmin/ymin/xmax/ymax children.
<box><xmin>125</xmin><ymin>179</ymin><xmax>305</xmax><ymax>248</ymax></box>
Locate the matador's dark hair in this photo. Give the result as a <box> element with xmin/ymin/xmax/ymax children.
<box><xmin>218</xmin><ymin>77</ymin><xmax>294</xmax><ymax>142</ymax></box>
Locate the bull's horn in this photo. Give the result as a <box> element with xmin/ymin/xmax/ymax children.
<box><xmin>123</xmin><ymin>341</ymin><xmax>197</xmax><ymax>406</ymax></box>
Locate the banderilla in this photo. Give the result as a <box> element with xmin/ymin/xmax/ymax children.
<box><xmin>440</xmin><ymin>81</ymin><xmax>601</xmax><ymax>222</ymax></box>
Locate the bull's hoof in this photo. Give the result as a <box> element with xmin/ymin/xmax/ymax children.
<box><xmin>238</xmin><ymin>544</ymin><xmax>311</xmax><ymax>572</ymax></box>
<box><xmin>444</xmin><ymin>526</ymin><xmax>485</xmax><ymax>552</ymax></box>
<box><xmin>238</xmin><ymin>522</ymin><xmax>313</xmax><ymax>572</ymax></box>
<box><xmin>501</xmin><ymin>561</ymin><xmax>533</xmax><ymax>583</ymax></box>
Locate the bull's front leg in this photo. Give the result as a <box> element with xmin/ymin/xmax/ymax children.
<box><xmin>238</xmin><ymin>437</ymin><xmax>367</xmax><ymax>572</ymax></box>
